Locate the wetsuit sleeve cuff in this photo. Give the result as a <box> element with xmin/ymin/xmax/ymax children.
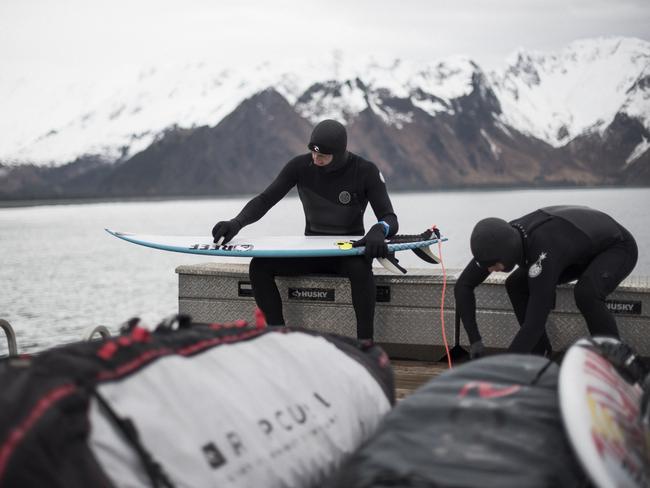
<box><xmin>377</xmin><ymin>220</ymin><xmax>390</xmax><ymax>237</ymax></box>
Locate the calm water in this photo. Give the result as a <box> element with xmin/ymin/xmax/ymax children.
<box><xmin>1</xmin><ymin>188</ymin><xmax>648</xmax><ymax>355</ymax></box>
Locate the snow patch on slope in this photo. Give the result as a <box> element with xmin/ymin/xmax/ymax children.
<box><xmin>626</xmin><ymin>136</ymin><xmax>650</xmax><ymax>165</ymax></box>
<box><xmin>491</xmin><ymin>37</ymin><xmax>650</xmax><ymax>147</ymax></box>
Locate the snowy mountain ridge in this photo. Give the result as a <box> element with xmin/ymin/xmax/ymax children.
<box><xmin>1</xmin><ymin>36</ymin><xmax>648</xmax><ymax>166</ymax></box>
<box><xmin>491</xmin><ymin>37</ymin><xmax>650</xmax><ymax>147</ymax></box>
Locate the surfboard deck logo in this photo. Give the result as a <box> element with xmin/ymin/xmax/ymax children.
<box><xmin>190</xmin><ymin>243</ymin><xmax>254</xmax><ymax>252</ymax></box>
<box><xmin>559</xmin><ymin>337</ymin><xmax>650</xmax><ymax>488</ymax></box>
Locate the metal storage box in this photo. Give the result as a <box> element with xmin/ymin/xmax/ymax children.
<box><xmin>177</xmin><ymin>263</ymin><xmax>649</xmax><ymax>360</ymax></box>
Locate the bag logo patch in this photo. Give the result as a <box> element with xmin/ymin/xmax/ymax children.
<box><xmin>459</xmin><ymin>381</ymin><xmax>521</xmax><ymax>399</ymax></box>
<box><xmin>528</xmin><ymin>252</ymin><xmax>547</xmax><ymax>278</ymax></box>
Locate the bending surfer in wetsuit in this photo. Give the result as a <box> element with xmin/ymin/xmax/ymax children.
<box><xmin>211</xmin><ymin>119</ymin><xmax>398</xmax><ymax>341</ymax></box>
<box><xmin>454</xmin><ymin>206</ymin><xmax>637</xmax><ymax>358</ymax></box>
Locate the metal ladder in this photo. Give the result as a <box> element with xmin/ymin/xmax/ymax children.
<box><xmin>1</xmin><ymin>320</ymin><xmax>112</xmax><ymax>357</ymax></box>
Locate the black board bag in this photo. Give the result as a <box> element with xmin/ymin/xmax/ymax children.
<box><xmin>325</xmin><ymin>354</ymin><xmax>588</xmax><ymax>488</ymax></box>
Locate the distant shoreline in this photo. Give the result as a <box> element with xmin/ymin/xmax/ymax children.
<box><xmin>0</xmin><ymin>184</ymin><xmax>647</xmax><ymax>209</ymax></box>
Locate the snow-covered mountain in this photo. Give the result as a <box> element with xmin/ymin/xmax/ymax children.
<box><xmin>491</xmin><ymin>37</ymin><xmax>650</xmax><ymax>150</ymax></box>
<box><xmin>1</xmin><ymin>36</ymin><xmax>649</xmax><ymax>200</ymax></box>
<box><xmin>0</xmin><ymin>54</ymin><xmax>481</xmax><ymax>165</ymax></box>
<box><xmin>2</xmin><ymin>36</ymin><xmax>646</xmax><ymax>168</ymax></box>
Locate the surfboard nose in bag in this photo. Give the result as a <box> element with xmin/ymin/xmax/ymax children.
<box><xmin>0</xmin><ymin>321</ymin><xmax>394</xmax><ymax>488</ymax></box>
<box><xmin>559</xmin><ymin>337</ymin><xmax>650</xmax><ymax>488</ymax></box>
<box><xmin>325</xmin><ymin>355</ymin><xmax>587</xmax><ymax>488</ymax></box>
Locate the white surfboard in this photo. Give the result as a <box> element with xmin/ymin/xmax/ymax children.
<box><xmin>558</xmin><ymin>337</ymin><xmax>649</xmax><ymax>488</ymax></box>
<box><xmin>105</xmin><ymin>229</ymin><xmax>446</xmax><ymax>273</ymax></box>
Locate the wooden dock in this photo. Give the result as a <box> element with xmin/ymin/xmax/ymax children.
<box><xmin>392</xmin><ymin>360</ymin><xmax>450</xmax><ymax>399</ymax></box>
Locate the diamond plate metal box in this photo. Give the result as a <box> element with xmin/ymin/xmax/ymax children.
<box><xmin>177</xmin><ymin>263</ymin><xmax>650</xmax><ymax>359</ymax></box>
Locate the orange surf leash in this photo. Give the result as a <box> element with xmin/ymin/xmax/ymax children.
<box><xmin>432</xmin><ymin>225</ymin><xmax>452</xmax><ymax>369</ymax></box>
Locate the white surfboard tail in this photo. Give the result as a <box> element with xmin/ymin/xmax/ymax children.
<box><xmin>377</xmin><ymin>256</ymin><xmax>407</xmax><ymax>274</ymax></box>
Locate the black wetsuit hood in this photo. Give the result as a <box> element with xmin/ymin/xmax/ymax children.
<box><xmin>308</xmin><ymin>119</ymin><xmax>349</xmax><ymax>173</ymax></box>
<box><xmin>470</xmin><ymin>217</ymin><xmax>523</xmax><ymax>271</ymax></box>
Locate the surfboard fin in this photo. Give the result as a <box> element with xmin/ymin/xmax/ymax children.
<box><xmin>412</xmin><ymin>246</ymin><xmax>441</xmax><ymax>264</ymax></box>
<box><xmin>378</xmin><ymin>255</ymin><xmax>407</xmax><ymax>274</ymax></box>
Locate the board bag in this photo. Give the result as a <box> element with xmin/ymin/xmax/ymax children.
<box><xmin>325</xmin><ymin>354</ymin><xmax>587</xmax><ymax>488</ymax></box>
<box><xmin>0</xmin><ymin>318</ymin><xmax>394</xmax><ymax>488</ymax></box>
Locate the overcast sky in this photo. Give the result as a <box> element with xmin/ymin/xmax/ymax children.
<box><xmin>1</xmin><ymin>0</ymin><xmax>649</xmax><ymax>79</ymax></box>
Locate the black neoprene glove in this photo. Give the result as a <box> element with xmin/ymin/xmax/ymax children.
<box><xmin>352</xmin><ymin>223</ymin><xmax>388</xmax><ymax>258</ymax></box>
<box><xmin>212</xmin><ymin>219</ymin><xmax>242</xmax><ymax>244</ymax></box>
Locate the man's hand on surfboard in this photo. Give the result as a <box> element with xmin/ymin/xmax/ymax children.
<box><xmin>212</xmin><ymin>219</ymin><xmax>242</xmax><ymax>244</ymax></box>
<box><xmin>352</xmin><ymin>223</ymin><xmax>389</xmax><ymax>258</ymax></box>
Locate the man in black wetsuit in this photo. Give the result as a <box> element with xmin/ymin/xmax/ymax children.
<box><xmin>211</xmin><ymin>119</ymin><xmax>398</xmax><ymax>340</ymax></box>
<box><xmin>454</xmin><ymin>205</ymin><xmax>637</xmax><ymax>358</ymax></box>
